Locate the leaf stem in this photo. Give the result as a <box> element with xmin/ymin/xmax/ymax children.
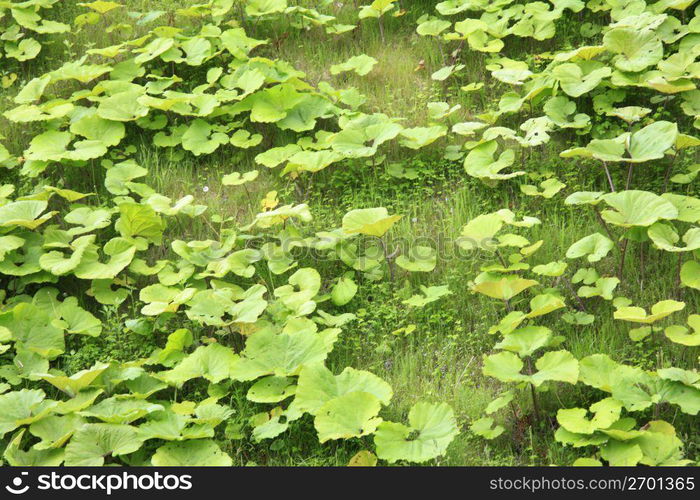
<box><xmin>617</xmin><ymin>239</ymin><xmax>628</xmax><ymax>280</ymax></box>
<box><xmin>592</xmin><ymin>206</ymin><xmax>619</xmax><ymax>253</ymax></box>
<box><xmin>625</xmin><ymin>162</ymin><xmax>633</xmax><ymax>190</ymax></box>
<box><xmin>601</xmin><ymin>161</ymin><xmax>616</xmax><ymax>192</ymax></box>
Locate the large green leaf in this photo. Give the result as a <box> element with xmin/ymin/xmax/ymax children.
<box><xmin>374</xmin><ymin>402</ymin><xmax>458</xmax><ymax>463</ymax></box>
<box><xmin>664</xmin><ymin>315</ymin><xmax>700</xmax><ymax>346</ymax></box>
<box><xmin>330</xmin><ymin>54</ymin><xmax>378</xmax><ymax>76</ymax></box>
<box><xmin>39</xmin><ymin>362</ymin><xmax>109</xmax><ymax>397</ymax></box>
<box><xmin>3</xmin><ymin>430</ymin><xmax>64</xmax><ymax>466</ymax></box>
<box><xmin>0</xmin><ymin>200</ymin><xmax>55</xmax><ymax>229</ymax></box>
<box><xmin>158</xmin><ymin>344</ymin><xmax>239</xmax><ymax>387</ymax></box>
<box><xmin>230</xmin><ymin>327</ymin><xmax>338</xmax><ymax>381</ymax></box>
<box><xmin>557</xmin><ymin>398</ymin><xmax>622</xmax><ymax>434</ymax></box>
<box><xmin>315</xmin><ymin>392</ymin><xmax>383</xmax><ymax>443</ymax></box>
<box><xmin>293</xmin><ymin>363</ymin><xmax>392</xmax><ymax>415</ymax></box>
<box><xmin>471</xmin><ymin>276</ymin><xmax>538</xmax><ymax>301</ymax></box>
<box><xmin>603</xmin><ymin>28</ymin><xmax>663</xmax><ymax>72</ymax></box>
<box><xmin>464</xmin><ymin>140</ymin><xmax>523</xmax><ymax>182</ymax></box>
<box><xmin>566</xmin><ymin>233</ymin><xmax>614</xmax><ymax>262</ymax></box>
<box><xmin>0</xmin><ymin>389</ymin><xmax>55</xmax><ymax>438</ymax></box>
<box><xmin>602</xmin><ymin>191</ymin><xmax>678</xmax><ymax>227</ymax></box>
<box><xmin>151</xmin><ymin>439</ymin><xmax>233</xmax><ymax>466</ymax></box>
<box><xmin>681</xmin><ymin>261</ymin><xmax>700</xmax><ymax>290</ymax></box>
<box><xmin>553</xmin><ymin>61</ymin><xmax>612</xmax><ymax>97</ymax></box>
<box><xmin>342</xmin><ymin>207</ymin><xmax>402</xmax><ymax>237</ymax></box>
<box><xmin>64</xmin><ymin>424</ymin><xmax>143</xmax><ymax>466</ymax></box>
<box><xmin>614</xmin><ymin>300</ymin><xmax>685</xmax><ymax>324</ymax></box>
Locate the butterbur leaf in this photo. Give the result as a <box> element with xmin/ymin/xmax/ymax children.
<box><xmin>315</xmin><ymin>392</ymin><xmax>383</xmax><ymax>443</ymax></box>
<box><xmin>247</xmin><ymin>376</ymin><xmax>296</xmax><ymax>403</ymax></box>
<box><xmin>4</xmin><ymin>430</ymin><xmax>64</xmax><ymax>466</ymax></box>
<box><xmin>246</xmin><ymin>0</ymin><xmax>288</xmax><ymax>16</ymax></box>
<box><xmin>40</xmin><ymin>235</ymin><xmax>95</xmax><ymax>276</ymax></box>
<box><xmin>483</xmin><ymin>352</ymin><xmax>528</xmax><ymax>383</ymax></box>
<box><xmin>151</xmin><ymin>439</ymin><xmax>232</xmax><ymax>466</ymax></box>
<box><xmin>330</xmin><ymin>54</ymin><xmax>378</xmax><ymax>76</ymax></box>
<box><xmin>0</xmin><ymin>389</ymin><xmax>55</xmax><ymax>438</ymax></box>
<box><xmin>573</xmin><ymin>457</ymin><xmax>603</xmax><ymax>466</ymax></box>
<box><xmin>58</xmin><ymin>297</ymin><xmax>102</xmax><ymax>336</ymax></box>
<box><xmin>601</xmin><ymin>191</ymin><xmax>678</xmax><ymax>228</ymax></box>
<box><xmin>520</xmin><ymin>178</ymin><xmax>566</xmax><ymax>198</ymax></box>
<box><xmin>600</xmin><ymin>439</ymin><xmax>644</xmax><ymax>466</ymax></box>
<box><xmin>39</xmin><ymin>362</ymin><xmax>109</xmax><ymax>397</ymax></box>
<box><xmin>557</xmin><ymin>398</ymin><xmax>622</xmax><ymax>435</ymax></box>
<box><xmin>464</xmin><ymin>140</ymin><xmax>523</xmax><ymax>183</ymax></box>
<box><xmin>485</xmin><ymin>391</ymin><xmax>514</xmax><ymax>415</ymax></box>
<box><xmin>577</xmin><ymin>277</ymin><xmax>619</xmax><ymax>301</ymax></box>
<box><xmin>140</xmin><ymin>284</ymin><xmax>196</xmax><ymax>316</ymax></box>
<box><xmin>562</xmin><ymin>311</ymin><xmax>595</xmax><ymax>325</ymax></box>
<box><xmin>158</xmin><ymin>344</ymin><xmax>239</xmax><ymax>387</ymax></box>
<box><xmin>470</xmin><ymin>417</ymin><xmax>504</xmax><ymax>439</ymax></box>
<box><xmin>634</xmin><ymin>421</ymin><xmax>688</xmax><ymax>466</ymax></box>
<box><xmin>399</xmin><ymin>126</ymin><xmax>447</xmax><ymax>149</ymax></box>
<box><xmin>566</xmin><ymin>233</ymin><xmax>614</xmax><ymax>262</ymax></box>
<box><xmin>79</xmin><ymin>397</ymin><xmax>164</xmax><ymax>424</ymax></box>
<box><xmin>374</xmin><ymin>402</ymin><xmax>458</xmax><ymax>463</ymax></box>
<box><xmin>660</xmin><ymin>194</ymin><xmax>700</xmax><ymax>224</ymax></box>
<box><xmin>222</xmin><ymin>170</ymin><xmax>259</xmax><ymax>186</ymax></box>
<box><xmin>489</xmin><ymin>311</ymin><xmax>527</xmax><ymax>335</ymax></box>
<box><xmin>0</xmin><ymin>200</ymin><xmax>55</xmax><ymax>229</ymax></box>
<box><xmin>648</xmin><ymin>223</ymin><xmax>700</xmax><ymax>253</ymax></box>
<box><xmin>181</xmin><ymin>119</ymin><xmax>229</xmax><ymax>156</ymax></box>
<box><xmin>402</xmin><ymin>285</ymin><xmax>451</xmax><ymax>307</ymax></box>
<box><xmin>664</xmin><ymin>315</ymin><xmax>700</xmax><ymax>346</ymax></box>
<box><xmin>457</xmin><ymin>213</ymin><xmax>504</xmax><ymax>251</ymax></box>
<box><xmin>70</xmin><ymin>112</ymin><xmax>126</xmax><ymax>147</ymax></box>
<box><xmin>553</xmin><ymin>62</ymin><xmax>611</xmax><ymax>97</ymax></box>
<box><xmin>348</xmin><ymin>450</ymin><xmax>377</xmax><ymax>466</ymax></box>
<box><xmin>229</xmin><ymin>129</ymin><xmax>263</xmax><ymax>148</ymax></box>
<box><xmin>293</xmin><ymin>364</ymin><xmax>392</xmax><ymax>416</ymax></box>
<box><xmin>342</xmin><ymin>207</ymin><xmax>402</xmax><ymax>237</ymax></box>
<box><xmin>532</xmin><ymin>261</ymin><xmax>567</xmax><ymax>276</ymax></box>
<box><xmin>97</xmin><ymin>90</ymin><xmax>148</xmax><ymax>121</ymax></box>
<box><xmin>629</xmin><ymin>326</ymin><xmax>653</xmax><ymax>342</ymax></box>
<box><xmin>471</xmin><ymin>276</ymin><xmax>538</xmax><ymax>301</ymax></box>
<box><xmin>104</xmin><ymin>160</ymin><xmax>148</xmax><ymax>195</ymax></box>
<box><xmin>578</xmin><ymin>354</ymin><xmax>622</xmax><ymax>393</ymax></box>
<box><xmin>530</xmin><ymin>350</ymin><xmax>579</xmax><ymax>386</ymax></box>
<box><xmin>0</xmin><ymin>303</ymin><xmax>65</xmax><ymax>359</ymax></box>
<box><xmin>680</xmin><ymin>261</ymin><xmax>700</xmax><ymax>290</ymax></box>
<box><xmin>65</xmin><ymin>424</ymin><xmax>142</xmax><ymax>466</ymax></box>
<box><xmin>603</xmin><ymin>28</ymin><xmax>663</xmax><ymax>72</ymax></box>
<box><xmin>79</xmin><ymin>1</ymin><xmax>123</xmax><ymax>14</ymax></box>
<box><xmin>606</xmin><ymin>106</ymin><xmax>650</xmax><ymax>124</ymax></box>
<box><xmin>331</xmin><ymin>274</ymin><xmax>358</xmax><ymax>306</ymax></box>
<box><xmin>396</xmin><ymin>246</ymin><xmax>436</xmax><ymax>272</ymax></box>
<box><xmin>627</xmin><ymin>121</ymin><xmax>677</xmax><ymax>162</ymax></box>
<box><xmin>495</xmin><ymin>326</ymin><xmax>554</xmax><ymax>357</ymax></box>
<box><xmin>230</xmin><ymin>327</ymin><xmax>338</xmax><ymax>381</ymax></box>
<box><xmin>527</xmin><ymin>293</ymin><xmax>566</xmax><ymax>317</ymax></box>
<box><xmin>274</xmin><ymin>268</ymin><xmax>321</xmax><ymax>315</ymax></box>
<box><xmin>614</xmin><ymin>300</ymin><xmax>685</xmax><ymax>324</ymax></box>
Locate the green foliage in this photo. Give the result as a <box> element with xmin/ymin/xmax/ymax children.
<box><xmin>0</xmin><ymin>0</ymin><xmax>698</xmax><ymax>469</ymax></box>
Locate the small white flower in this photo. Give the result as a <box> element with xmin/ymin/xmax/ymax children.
<box><xmin>411</xmin><ymin>217</ymin><xmax>418</xmax><ymax>223</ymax></box>
<box><xmin>202</xmin><ymin>186</ymin><xmax>209</xmax><ymax>193</ymax></box>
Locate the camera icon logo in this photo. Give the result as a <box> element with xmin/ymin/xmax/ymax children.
<box><xmin>5</xmin><ymin>472</ymin><xmax>29</xmax><ymax>495</ymax></box>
